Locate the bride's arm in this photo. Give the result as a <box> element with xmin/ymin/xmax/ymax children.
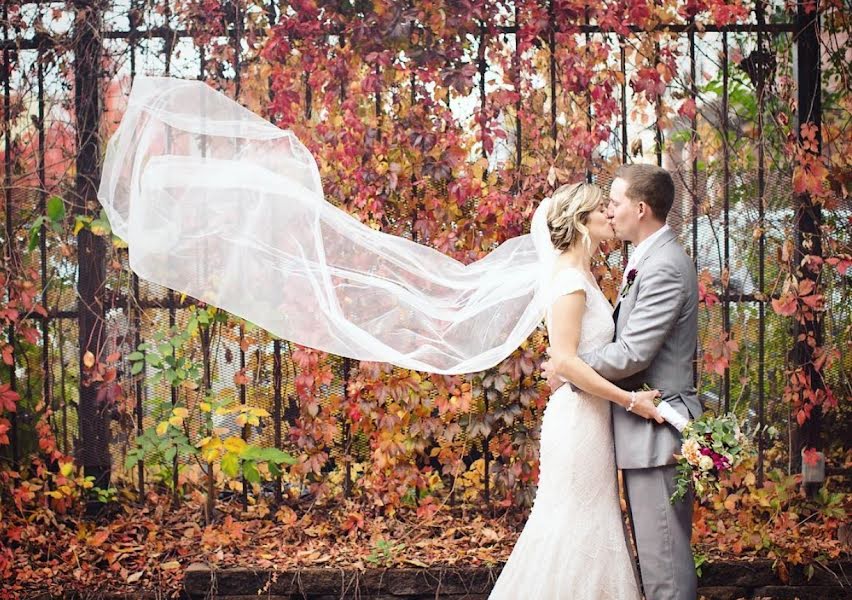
<box><xmin>547</xmin><ymin>290</ymin><xmax>662</xmax><ymax>422</ymax></box>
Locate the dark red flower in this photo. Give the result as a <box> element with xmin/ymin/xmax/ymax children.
<box><xmin>627</xmin><ymin>268</ymin><xmax>638</xmax><ymax>284</ymax></box>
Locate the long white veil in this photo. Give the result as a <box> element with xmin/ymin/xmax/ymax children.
<box><xmin>98</xmin><ymin>76</ymin><xmax>559</xmax><ymax>375</ymax></box>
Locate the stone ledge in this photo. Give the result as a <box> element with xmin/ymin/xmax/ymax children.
<box><xmin>183</xmin><ymin>561</ymin><xmax>851</xmax><ymax>599</ymax></box>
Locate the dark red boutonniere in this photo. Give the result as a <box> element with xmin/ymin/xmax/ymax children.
<box><xmin>620</xmin><ymin>268</ymin><xmax>638</xmax><ymax>299</ymax></box>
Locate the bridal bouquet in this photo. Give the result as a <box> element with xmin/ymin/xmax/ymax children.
<box><xmin>669</xmin><ymin>412</ymin><xmax>751</xmax><ymax>503</ymax></box>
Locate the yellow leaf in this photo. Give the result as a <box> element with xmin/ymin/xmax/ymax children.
<box><xmin>156</xmin><ymin>421</ymin><xmax>169</xmax><ymax>436</ymax></box>
<box><xmin>249</xmin><ymin>407</ymin><xmax>270</xmax><ymax>418</ymax></box>
<box><xmin>196</xmin><ymin>436</ymin><xmax>213</xmax><ymax>448</ymax></box>
<box><xmin>168</xmin><ymin>415</ymin><xmax>183</xmax><ymax>427</ymax></box>
<box><xmin>235</xmin><ymin>414</ymin><xmax>248</xmax><ymax>427</ymax></box>
<box><xmin>223</xmin><ymin>437</ymin><xmax>247</xmax><ymax>454</ymax></box>
<box><xmin>83</xmin><ymin>351</ymin><xmax>96</xmax><ymax>369</ymax></box>
<box><xmin>199</xmin><ymin>402</ymin><xmax>212</xmax><ymax>413</ymax></box>
<box><xmin>46</xmin><ymin>490</ymin><xmax>64</xmax><ymax>499</ymax></box>
<box><xmin>59</xmin><ymin>461</ymin><xmax>75</xmax><ymax>478</ymax></box>
<box><xmin>161</xmin><ymin>560</ymin><xmax>181</xmax><ymax>571</ymax></box>
<box><xmin>172</xmin><ymin>407</ymin><xmax>188</xmax><ymax>419</ymax></box>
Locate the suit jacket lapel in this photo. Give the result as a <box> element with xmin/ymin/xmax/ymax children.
<box><xmin>612</xmin><ymin>228</ymin><xmax>679</xmax><ymax>334</ymax></box>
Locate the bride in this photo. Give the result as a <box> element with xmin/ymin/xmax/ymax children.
<box><xmin>489</xmin><ymin>182</ymin><xmax>660</xmax><ymax>600</ymax></box>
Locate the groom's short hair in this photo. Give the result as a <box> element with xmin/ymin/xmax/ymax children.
<box><xmin>614</xmin><ymin>164</ymin><xmax>675</xmax><ymax>222</ymax></box>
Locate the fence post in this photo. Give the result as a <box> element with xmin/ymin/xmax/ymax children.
<box><xmin>793</xmin><ymin>0</ymin><xmax>823</xmax><ymax>487</ymax></box>
<box><xmin>73</xmin><ymin>0</ymin><xmax>110</xmax><ymax>511</ymax></box>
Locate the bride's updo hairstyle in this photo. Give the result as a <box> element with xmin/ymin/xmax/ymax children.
<box><xmin>546</xmin><ymin>182</ymin><xmax>603</xmax><ymax>254</ymax></box>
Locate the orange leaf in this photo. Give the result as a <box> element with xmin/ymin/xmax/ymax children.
<box><xmin>89</xmin><ymin>529</ymin><xmax>110</xmax><ymax>547</ymax></box>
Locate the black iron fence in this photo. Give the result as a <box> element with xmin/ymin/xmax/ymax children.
<box><xmin>1</xmin><ymin>1</ymin><xmax>845</xmax><ymax>510</ymax></box>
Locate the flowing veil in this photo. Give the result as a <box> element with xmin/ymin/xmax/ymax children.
<box><xmin>98</xmin><ymin>75</ymin><xmax>559</xmax><ymax>374</ymax></box>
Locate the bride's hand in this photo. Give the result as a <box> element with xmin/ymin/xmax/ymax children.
<box><xmin>630</xmin><ymin>390</ymin><xmax>664</xmax><ymax>424</ymax></box>
<box><xmin>541</xmin><ymin>355</ymin><xmax>565</xmax><ymax>392</ymax></box>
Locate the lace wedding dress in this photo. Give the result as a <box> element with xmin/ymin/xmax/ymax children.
<box><xmin>489</xmin><ymin>267</ymin><xmax>642</xmax><ymax>600</ymax></box>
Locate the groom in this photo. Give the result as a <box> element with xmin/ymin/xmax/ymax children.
<box><xmin>543</xmin><ymin>164</ymin><xmax>701</xmax><ymax>600</ymax></box>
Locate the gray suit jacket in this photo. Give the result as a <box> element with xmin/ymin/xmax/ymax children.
<box><xmin>580</xmin><ymin>228</ymin><xmax>703</xmax><ymax>469</ymax></box>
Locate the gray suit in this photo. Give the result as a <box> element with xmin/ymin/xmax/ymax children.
<box><xmin>580</xmin><ymin>228</ymin><xmax>701</xmax><ymax>600</ymax></box>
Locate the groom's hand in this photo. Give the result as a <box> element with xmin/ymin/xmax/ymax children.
<box><xmin>632</xmin><ymin>390</ymin><xmax>664</xmax><ymax>424</ymax></box>
<box><xmin>541</xmin><ymin>356</ymin><xmax>565</xmax><ymax>392</ymax></box>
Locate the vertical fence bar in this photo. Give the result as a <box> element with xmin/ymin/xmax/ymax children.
<box><xmin>689</xmin><ymin>20</ymin><xmax>699</xmax><ymax>387</ymax></box>
<box><xmin>272</xmin><ymin>339</ymin><xmax>283</xmax><ymax>504</ymax></box>
<box><xmin>234</xmin><ymin>0</ymin><xmax>241</xmax><ymax>98</ymax></box>
<box><xmin>230</xmin><ymin>0</ymin><xmax>249</xmax><ymax>512</ymax></box>
<box><xmin>478</xmin><ymin>23</ymin><xmax>487</xmax><ymax>163</ymax></box>
<box><xmin>722</xmin><ymin>32</ymin><xmax>731</xmax><ymax>412</ymax></box>
<box><xmin>127</xmin><ymin>0</ymin><xmax>146</xmax><ymax>499</ymax></box>
<box><xmin>619</xmin><ymin>40</ymin><xmax>628</xmax><ymax>166</ymax></box>
<box><xmin>239</xmin><ymin>325</ymin><xmax>248</xmax><ymax>510</ymax></box>
<box><xmin>548</xmin><ymin>2</ymin><xmax>556</xmax><ymax>154</ymax></box>
<box><xmin>793</xmin><ymin>0</ymin><xmax>823</xmax><ymax>485</ymax></box>
<box><xmin>619</xmin><ymin>38</ymin><xmax>630</xmax><ymax>270</ymax></box>
<box><xmin>37</xmin><ymin>42</ymin><xmax>51</xmax><ymax>449</ymax></box>
<box><xmin>653</xmin><ymin>9</ymin><xmax>663</xmax><ymax>167</ymax></box>
<box><xmin>162</xmin><ymin>5</ymin><xmax>180</xmax><ymax>503</ymax></box>
<box><xmin>2</xmin><ymin>1</ymin><xmax>17</xmax><ymax>468</ymax></box>
<box><xmin>266</xmin><ymin>0</ymin><xmax>283</xmax><ymax>507</ymax></box>
<box><xmin>584</xmin><ymin>11</ymin><xmax>593</xmax><ymax>183</ymax></box>
<box><xmin>478</xmin><ymin>21</ymin><xmax>490</xmax><ymax>508</ymax></box>
<box><xmin>756</xmin><ymin>5</ymin><xmax>767</xmax><ymax>485</ymax></box>
<box><xmin>513</xmin><ymin>4</ymin><xmax>522</xmax><ymax>194</ymax></box>
<box><xmin>342</xmin><ymin>357</ymin><xmax>352</xmax><ymax>499</ymax></box>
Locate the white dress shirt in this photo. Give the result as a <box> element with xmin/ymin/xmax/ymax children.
<box><xmin>624</xmin><ymin>224</ymin><xmax>671</xmax><ymax>281</ymax></box>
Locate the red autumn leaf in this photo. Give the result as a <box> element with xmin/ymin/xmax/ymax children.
<box><xmin>0</xmin><ymin>384</ymin><xmax>19</xmax><ymax>413</ymax></box>
<box><xmin>89</xmin><ymin>528</ymin><xmax>111</xmax><ymax>548</ymax></box>
<box><xmin>677</xmin><ymin>98</ymin><xmax>697</xmax><ymax>120</ymax></box>
<box><xmin>20</xmin><ymin>326</ymin><xmax>40</xmax><ymax>345</ymax></box>
<box><xmin>792</xmin><ymin>154</ymin><xmax>828</xmax><ymax>195</ymax></box>
<box><xmin>800</xmin><ymin>293</ymin><xmax>824</xmax><ymax>310</ymax></box>
<box><xmin>802</xmin><ymin>447</ymin><xmax>820</xmax><ymax>467</ymax></box>
<box><xmin>771</xmin><ymin>294</ymin><xmax>798</xmax><ymax>316</ymax></box>
<box><xmin>1</xmin><ymin>344</ymin><xmax>12</xmax><ymax>366</ymax></box>
<box><xmin>826</xmin><ymin>255</ymin><xmax>851</xmax><ymax>276</ymax></box>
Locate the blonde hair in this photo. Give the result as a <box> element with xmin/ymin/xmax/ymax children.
<box><xmin>546</xmin><ymin>182</ymin><xmax>604</xmax><ymax>254</ymax></box>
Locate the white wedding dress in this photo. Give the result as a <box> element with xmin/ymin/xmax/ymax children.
<box><xmin>489</xmin><ymin>267</ymin><xmax>642</xmax><ymax>600</ymax></box>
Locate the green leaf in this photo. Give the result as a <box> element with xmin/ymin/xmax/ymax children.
<box><xmin>125</xmin><ymin>452</ymin><xmax>140</xmax><ymax>471</ymax></box>
<box><xmin>240</xmin><ymin>446</ymin><xmax>297</xmax><ymax>465</ymax></box>
<box><xmin>131</xmin><ymin>361</ymin><xmax>144</xmax><ymax>375</ymax></box>
<box><xmin>243</xmin><ymin>461</ymin><xmax>260</xmax><ymax>484</ymax></box>
<box><xmin>47</xmin><ymin>196</ymin><xmax>65</xmax><ymax>222</ymax></box>
<box><xmin>128</xmin><ymin>351</ymin><xmax>144</xmax><ymax>361</ymax></box>
<box><xmin>28</xmin><ymin>216</ymin><xmax>47</xmax><ymax>252</ymax></box>
<box><xmin>221</xmin><ymin>452</ymin><xmax>240</xmax><ymax>478</ymax></box>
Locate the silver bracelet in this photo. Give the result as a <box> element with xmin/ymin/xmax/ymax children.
<box><xmin>626</xmin><ymin>391</ymin><xmax>637</xmax><ymax>412</ymax></box>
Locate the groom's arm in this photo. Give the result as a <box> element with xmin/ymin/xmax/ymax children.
<box><xmin>578</xmin><ymin>262</ymin><xmax>686</xmax><ymax>382</ymax></box>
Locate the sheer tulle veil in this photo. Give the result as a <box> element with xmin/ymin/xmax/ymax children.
<box><xmin>97</xmin><ymin>75</ymin><xmax>560</xmax><ymax>374</ymax></box>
